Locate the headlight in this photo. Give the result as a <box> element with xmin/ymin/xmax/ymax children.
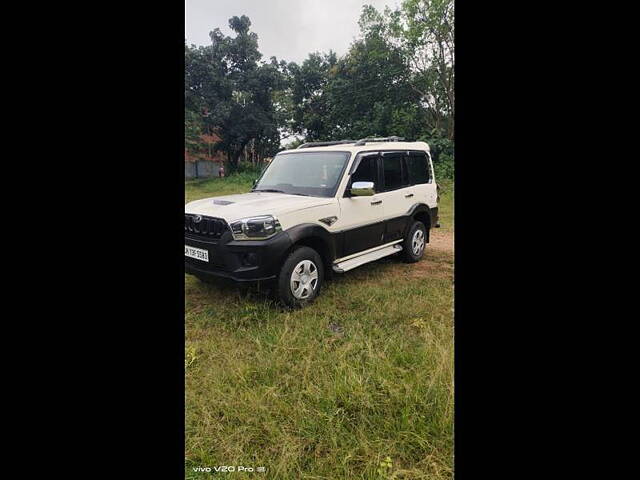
<box><xmin>230</xmin><ymin>215</ymin><xmax>282</xmax><ymax>240</ymax></box>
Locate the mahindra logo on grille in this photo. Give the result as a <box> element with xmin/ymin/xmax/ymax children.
<box><xmin>193</xmin><ymin>215</ymin><xmax>202</xmax><ymax>223</ymax></box>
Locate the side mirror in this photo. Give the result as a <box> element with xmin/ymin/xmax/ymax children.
<box><xmin>252</xmin><ymin>179</ymin><xmax>258</xmax><ymax>187</ymax></box>
<box><xmin>350</xmin><ymin>181</ymin><xmax>375</xmax><ymax>196</ymax></box>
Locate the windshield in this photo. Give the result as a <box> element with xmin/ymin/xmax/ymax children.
<box><xmin>253</xmin><ymin>151</ymin><xmax>350</xmax><ymax>197</ymax></box>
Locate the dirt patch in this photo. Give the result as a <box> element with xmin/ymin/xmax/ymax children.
<box><xmin>397</xmin><ymin>229</ymin><xmax>454</xmax><ymax>280</ymax></box>
<box><xmin>406</xmin><ymin>259</ymin><xmax>453</xmax><ymax>279</ymax></box>
<box><xmin>428</xmin><ymin>229</ymin><xmax>454</xmax><ymax>254</ymax></box>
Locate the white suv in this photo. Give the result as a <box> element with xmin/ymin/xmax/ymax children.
<box><xmin>185</xmin><ymin>137</ymin><xmax>439</xmax><ymax>307</ymax></box>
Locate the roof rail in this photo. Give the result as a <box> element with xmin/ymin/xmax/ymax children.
<box><xmin>297</xmin><ymin>140</ymin><xmax>357</xmax><ymax>149</ymax></box>
<box><xmin>353</xmin><ymin>136</ymin><xmax>405</xmax><ymax>146</ymax></box>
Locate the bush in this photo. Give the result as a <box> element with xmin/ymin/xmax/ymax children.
<box><xmin>234</xmin><ymin>162</ymin><xmax>262</xmax><ymax>174</ymax></box>
<box><xmin>434</xmin><ymin>153</ymin><xmax>454</xmax><ymax>180</ymax></box>
<box><xmin>232</xmin><ymin>161</ymin><xmax>268</xmax><ymax>179</ymax></box>
<box><xmin>419</xmin><ymin>132</ymin><xmax>454</xmax><ymax>180</ymax></box>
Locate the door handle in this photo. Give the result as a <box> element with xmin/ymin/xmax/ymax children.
<box><xmin>371</xmin><ymin>200</ymin><xmax>382</xmax><ymax>205</ymax></box>
<box><xmin>405</xmin><ymin>193</ymin><xmax>414</xmax><ymax>198</ymax></box>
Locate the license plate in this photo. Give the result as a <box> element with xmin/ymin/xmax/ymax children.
<box><xmin>185</xmin><ymin>245</ymin><xmax>209</xmax><ymax>262</ymax></box>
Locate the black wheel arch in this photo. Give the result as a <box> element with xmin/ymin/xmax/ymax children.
<box><xmin>405</xmin><ymin>203</ymin><xmax>433</xmax><ymax>242</ymax></box>
<box><xmin>282</xmin><ymin>223</ymin><xmax>336</xmax><ymax>275</ymax></box>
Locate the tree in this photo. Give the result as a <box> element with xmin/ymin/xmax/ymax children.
<box><xmin>287</xmin><ymin>51</ymin><xmax>337</xmax><ymax>141</ymax></box>
<box><xmin>184</xmin><ymin>5</ymin><xmax>455</xmax><ymax>178</ymax></box>
<box><xmin>184</xmin><ymin>16</ymin><xmax>286</xmax><ymax>171</ymax></box>
<box><xmin>286</xmin><ymin>1</ymin><xmax>454</xmax><ymax>145</ymax></box>
<box><xmin>326</xmin><ymin>27</ymin><xmax>420</xmax><ymax>140</ymax></box>
<box><xmin>360</xmin><ymin>0</ymin><xmax>454</xmax><ymax>140</ymax></box>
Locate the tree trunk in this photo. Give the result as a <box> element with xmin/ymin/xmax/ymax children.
<box><xmin>225</xmin><ymin>148</ymin><xmax>233</xmax><ymax>173</ymax></box>
<box><xmin>230</xmin><ymin>150</ymin><xmax>241</xmax><ymax>171</ymax></box>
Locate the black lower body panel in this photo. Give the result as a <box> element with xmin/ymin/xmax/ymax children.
<box><xmin>184</xmin><ymin>231</ymin><xmax>292</xmax><ymax>282</ymax></box>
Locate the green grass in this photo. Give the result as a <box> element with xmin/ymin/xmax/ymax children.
<box><xmin>185</xmin><ymin>174</ymin><xmax>454</xmax><ymax>479</ymax></box>
<box><xmin>185</xmin><ymin>172</ymin><xmax>260</xmax><ymax>203</ymax></box>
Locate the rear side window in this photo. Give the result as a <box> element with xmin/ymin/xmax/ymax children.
<box><xmin>406</xmin><ymin>152</ymin><xmax>431</xmax><ymax>185</ymax></box>
<box><xmin>382</xmin><ymin>152</ymin><xmax>405</xmax><ymax>190</ymax></box>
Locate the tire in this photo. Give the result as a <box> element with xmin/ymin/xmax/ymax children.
<box><xmin>402</xmin><ymin>220</ymin><xmax>428</xmax><ymax>263</ymax></box>
<box><xmin>276</xmin><ymin>246</ymin><xmax>324</xmax><ymax>308</ymax></box>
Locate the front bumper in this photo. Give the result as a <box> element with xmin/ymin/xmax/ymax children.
<box><xmin>184</xmin><ymin>230</ymin><xmax>292</xmax><ymax>282</ymax></box>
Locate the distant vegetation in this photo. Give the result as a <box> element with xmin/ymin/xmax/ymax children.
<box><xmin>185</xmin><ymin>0</ymin><xmax>454</xmax><ymax>178</ymax></box>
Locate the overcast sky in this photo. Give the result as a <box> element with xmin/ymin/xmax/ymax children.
<box><xmin>185</xmin><ymin>0</ymin><xmax>399</xmax><ymax>64</ymax></box>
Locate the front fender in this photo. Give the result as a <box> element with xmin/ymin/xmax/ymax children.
<box><xmin>285</xmin><ymin>223</ymin><xmax>337</xmax><ymax>261</ymax></box>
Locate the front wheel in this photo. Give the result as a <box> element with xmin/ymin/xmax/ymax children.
<box><xmin>402</xmin><ymin>221</ymin><xmax>428</xmax><ymax>263</ymax></box>
<box><xmin>276</xmin><ymin>246</ymin><xmax>324</xmax><ymax>308</ymax></box>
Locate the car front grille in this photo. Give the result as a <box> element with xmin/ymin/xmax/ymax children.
<box><xmin>184</xmin><ymin>214</ymin><xmax>229</xmax><ymax>240</ymax></box>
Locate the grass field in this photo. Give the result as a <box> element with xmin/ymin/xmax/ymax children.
<box><xmin>185</xmin><ymin>175</ymin><xmax>454</xmax><ymax>479</ymax></box>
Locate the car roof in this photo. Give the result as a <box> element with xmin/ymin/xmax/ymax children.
<box><xmin>279</xmin><ymin>141</ymin><xmax>430</xmax><ymax>155</ymax></box>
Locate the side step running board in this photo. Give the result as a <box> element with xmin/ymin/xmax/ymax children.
<box><xmin>333</xmin><ymin>244</ymin><xmax>403</xmax><ymax>273</ymax></box>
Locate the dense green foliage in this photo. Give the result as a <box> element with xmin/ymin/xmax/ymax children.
<box><xmin>185</xmin><ymin>0</ymin><xmax>454</xmax><ymax>177</ymax></box>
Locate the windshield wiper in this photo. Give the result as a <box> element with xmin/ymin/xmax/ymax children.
<box><xmin>252</xmin><ymin>189</ymin><xmax>312</xmax><ymax>197</ymax></box>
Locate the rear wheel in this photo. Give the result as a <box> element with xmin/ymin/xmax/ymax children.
<box><xmin>402</xmin><ymin>220</ymin><xmax>428</xmax><ymax>263</ymax></box>
<box><xmin>277</xmin><ymin>246</ymin><xmax>324</xmax><ymax>308</ymax></box>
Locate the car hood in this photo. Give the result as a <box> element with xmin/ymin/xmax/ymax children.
<box><xmin>184</xmin><ymin>192</ymin><xmax>334</xmax><ymax>223</ymax></box>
